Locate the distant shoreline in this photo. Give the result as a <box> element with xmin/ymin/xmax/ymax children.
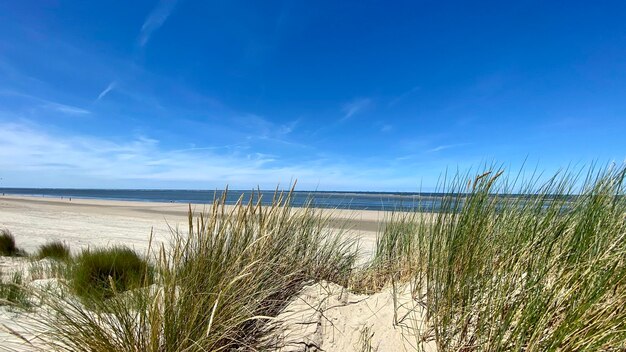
<box><xmin>0</xmin><ymin>188</ymin><xmax>434</xmax><ymax>212</ymax></box>
<box><xmin>0</xmin><ymin>187</ymin><xmax>581</xmax><ymax>213</ymax></box>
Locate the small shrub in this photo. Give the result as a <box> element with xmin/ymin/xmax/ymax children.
<box><xmin>71</xmin><ymin>246</ymin><xmax>152</xmax><ymax>300</ymax></box>
<box><xmin>37</xmin><ymin>241</ymin><xmax>71</xmax><ymax>261</ymax></box>
<box><xmin>0</xmin><ymin>229</ymin><xmax>26</xmax><ymax>256</ymax></box>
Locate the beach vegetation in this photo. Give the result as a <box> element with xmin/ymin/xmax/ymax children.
<box><xmin>36</xmin><ymin>241</ymin><xmax>71</xmax><ymax>261</ymax></box>
<box><xmin>0</xmin><ymin>272</ymin><xmax>31</xmax><ymax>309</ymax></box>
<box><xmin>369</xmin><ymin>165</ymin><xmax>626</xmax><ymax>351</ymax></box>
<box><xmin>14</xmin><ymin>164</ymin><xmax>626</xmax><ymax>351</ymax></box>
<box><xmin>351</xmin><ymin>211</ymin><xmax>423</xmax><ymax>293</ymax></box>
<box><xmin>33</xmin><ymin>191</ymin><xmax>356</xmax><ymax>351</ymax></box>
<box><xmin>0</xmin><ymin>229</ymin><xmax>27</xmax><ymax>257</ymax></box>
<box><xmin>70</xmin><ymin>246</ymin><xmax>152</xmax><ymax>300</ymax></box>
<box><xmin>29</xmin><ymin>255</ymin><xmax>73</xmax><ymax>281</ymax></box>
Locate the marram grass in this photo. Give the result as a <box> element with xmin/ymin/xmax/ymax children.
<box><xmin>28</xmin><ymin>190</ymin><xmax>357</xmax><ymax>351</ymax></box>
<box><xmin>36</xmin><ymin>241</ymin><xmax>71</xmax><ymax>261</ymax></box>
<box><xmin>70</xmin><ymin>246</ymin><xmax>152</xmax><ymax>300</ymax></box>
<box><xmin>0</xmin><ymin>272</ymin><xmax>31</xmax><ymax>309</ymax></box>
<box><xmin>368</xmin><ymin>165</ymin><xmax>626</xmax><ymax>351</ymax></box>
<box><xmin>11</xmin><ymin>165</ymin><xmax>626</xmax><ymax>351</ymax></box>
<box><xmin>0</xmin><ymin>229</ymin><xmax>26</xmax><ymax>257</ymax></box>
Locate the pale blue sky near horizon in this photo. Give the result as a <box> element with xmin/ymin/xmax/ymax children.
<box><xmin>0</xmin><ymin>1</ymin><xmax>625</xmax><ymax>191</ymax></box>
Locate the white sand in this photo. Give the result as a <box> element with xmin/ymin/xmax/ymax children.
<box><xmin>269</xmin><ymin>282</ymin><xmax>437</xmax><ymax>352</ymax></box>
<box><xmin>0</xmin><ymin>195</ymin><xmax>384</xmax><ymax>256</ymax></box>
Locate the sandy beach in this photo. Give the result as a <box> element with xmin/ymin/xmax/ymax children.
<box><xmin>0</xmin><ymin>195</ymin><xmax>390</xmax><ymax>261</ymax></box>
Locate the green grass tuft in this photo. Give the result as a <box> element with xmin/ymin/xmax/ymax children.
<box><xmin>37</xmin><ymin>241</ymin><xmax>71</xmax><ymax>261</ymax></box>
<box><xmin>71</xmin><ymin>246</ymin><xmax>152</xmax><ymax>300</ymax></box>
<box><xmin>0</xmin><ymin>229</ymin><xmax>27</xmax><ymax>257</ymax></box>
<box><xmin>0</xmin><ymin>229</ymin><xmax>18</xmax><ymax>256</ymax></box>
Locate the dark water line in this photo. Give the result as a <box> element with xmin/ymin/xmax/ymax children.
<box><xmin>0</xmin><ymin>188</ymin><xmax>580</xmax><ymax>212</ymax></box>
<box><xmin>0</xmin><ymin>188</ymin><xmax>443</xmax><ymax>212</ymax></box>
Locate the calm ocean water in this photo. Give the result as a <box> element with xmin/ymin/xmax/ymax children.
<box><xmin>0</xmin><ymin>188</ymin><xmax>450</xmax><ymax>211</ymax></box>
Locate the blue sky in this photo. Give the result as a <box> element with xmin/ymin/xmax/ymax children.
<box><xmin>1</xmin><ymin>1</ymin><xmax>625</xmax><ymax>191</ymax></box>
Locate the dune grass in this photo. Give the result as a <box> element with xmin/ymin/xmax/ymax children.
<box><xmin>70</xmin><ymin>246</ymin><xmax>152</xmax><ymax>300</ymax></box>
<box><xmin>350</xmin><ymin>211</ymin><xmax>423</xmax><ymax>293</ymax></box>
<box><xmin>36</xmin><ymin>241</ymin><xmax>71</xmax><ymax>261</ymax></box>
<box><xmin>30</xmin><ymin>190</ymin><xmax>356</xmax><ymax>351</ymax></box>
<box><xmin>367</xmin><ymin>165</ymin><xmax>626</xmax><ymax>351</ymax></box>
<box><xmin>12</xmin><ymin>165</ymin><xmax>626</xmax><ymax>351</ymax></box>
<box><xmin>0</xmin><ymin>229</ymin><xmax>27</xmax><ymax>257</ymax></box>
<box><xmin>0</xmin><ymin>272</ymin><xmax>31</xmax><ymax>310</ymax></box>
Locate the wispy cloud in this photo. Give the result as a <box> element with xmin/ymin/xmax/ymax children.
<box><xmin>139</xmin><ymin>0</ymin><xmax>180</xmax><ymax>47</ymax></box>
<box><xmin>0</xmin><ymin>90</ymin><xmax>91</xmax><ymax>115</ymax></box>
<box><xmin>340</xmin><ymin>98</ymin><xmax>371</xmax><ymax>121</ymax></box>
<box><xmin>231</xmin><ymin>114</ymin><xmax>303</xmax><ymax>147</ymax></box>
<box><xmin>427</xmin><ymin>143</ymin><xmax>468</xmax><ymax>153</ymax></box>
<box><xmin>96</xmin><ymin>81</ymin><xmax>117</xmax><ymax>101</ymax></box>
<box><xmin>0</xmin><ymin>121</ymin><xmax>412</xmax><ymax>190</ymax></box>
<box><xmin>389</xmin><ymin>85</ymin><xmax>420</xmax><ymax>107</ymax></box>
<box><xmin>380</xmin><ymin>124</ymin><xmax>393</xmax><ymax>132</ymax></box>
<box><xmin>46</xmin><ymin>102</ymin><xmax>91</xmax><ymax>115</ymax></box>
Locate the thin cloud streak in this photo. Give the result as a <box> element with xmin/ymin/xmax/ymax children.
<box><xmin>96</xmin><ymin>81</ymin><xmax>116</xmax><ymax>101</ymax></box>
<box><xmin>0</xmin><ymin>90</ymin><xmax>91</xmax><ymax>115</ymax></box>
<box><xmin>340</xmin><ymin>98</ymin><xmax>371</xmax><ymax>121</ymax></box>
<box><xmin>139</xmin><ymin>0</ymin><xmax>180</xmax><ymax>47</ymax></box>
<box><xmin>47</xmin><ymin>103</ymin><xmax>91</xmax><ymax>115</ymax></box>
<box><xmin>381</xmin><ymin>124</ymin><xmax>393</xmax><ymax>132</ymax></box>
<box><xmin>389</xmin><ymin>85</ymin><xmax>420</xmax><ymax>107</ymax></box>
<box><xmin>426</xmin><ymin>143</ymin><xmax>469</xmax><ymax>153</ymax></box>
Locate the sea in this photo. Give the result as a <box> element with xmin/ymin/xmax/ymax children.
<box><xmin>0</xmin><ymin>188</ymin><xmax>448</xmax><ymax>212</ymax></box>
